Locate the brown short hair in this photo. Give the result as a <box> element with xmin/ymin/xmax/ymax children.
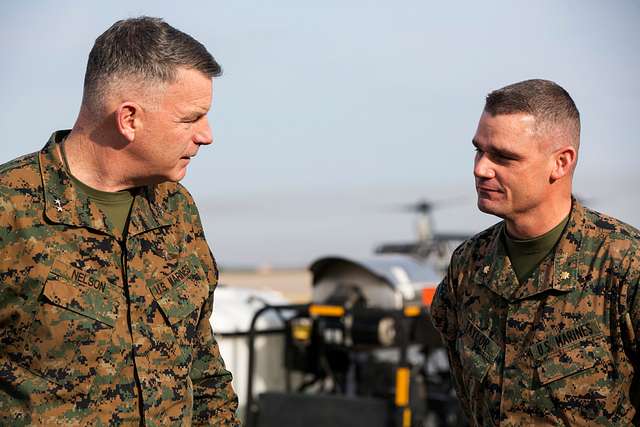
<box><xmin>83</xmin><ymin>16</ymin><xmax>221</xmax><ymax>109</ymax></box>
<box><xmin>484</xmin><ymin>79</ymin><xmax>580</xmax><ymax>149</ymax></box>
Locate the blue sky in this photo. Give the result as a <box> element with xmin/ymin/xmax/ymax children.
<box><xmin>1</xmin><ymin>1</ymin><xmax>639</xmax><ymax>267</ymax></box>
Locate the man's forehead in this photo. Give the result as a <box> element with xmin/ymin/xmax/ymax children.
<box><xmin>163</xmin><ymin>71</ymin><xmax>213</xmax><ymax>109</ymax></box>
<box><xmin>480</xmin><ymin>111</ymin><xmax>536</xmax><ymax>132</ymax></box>
<box><xmin>473</xmin><ymin>111</ymin><xmax>542</xmax><ymax>153</ymax></box>
<box><xmin>476</xmin><ymin>112</ymin><xmax>535</xmax><ymax>139</ymax></box>
<box><xmin>166</xmin><ymin>69</ymin><xmax>212</xmax><ymax>93</ymax></box>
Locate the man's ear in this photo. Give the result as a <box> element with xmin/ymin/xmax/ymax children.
<box><xmin>115</xmin><ymin>102</ymin><xmax>142</xmax><ymax>142</ymax></box>
<box><xmin>550</xmin><ymin>145</ymin><xmax>577</xmax><ymax>181</ymax></box>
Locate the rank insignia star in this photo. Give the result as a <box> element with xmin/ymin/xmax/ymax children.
<box><xmin>560</xmin><ymin>271</ymin><xmax>570</xmax><ymax>280</ymax></box>
<box><xmin>54</xmin><ymin>198</ymin><xmax>63</xmax><ymax>212</ymax></box>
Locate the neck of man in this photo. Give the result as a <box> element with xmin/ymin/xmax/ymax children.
<box><xmin>504</xmin><ymin>192</ymin><xmax>572</xmax><ymax>239</ymax></box>
<box><xmin>62</xmin><ymin>113</ymin><xmax>137</xmax><ymax>193</ymax></box>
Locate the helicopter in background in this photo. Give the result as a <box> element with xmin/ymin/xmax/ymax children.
<box><xmin>374</xmin><ymin>198</ymin><xmax>473</xmax><ymax>274</ymax></box>
<box><xmin>374</xmin><ymin>195</ymin><xmax>595</xmax><ymax>274</ymax></box>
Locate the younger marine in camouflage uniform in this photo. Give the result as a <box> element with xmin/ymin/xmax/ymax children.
<box><xmin>0</xmin><ymin>18</ymin><xmax>239</xmax><ymax>426</ymax></box>
<box><xmin>432</xmin><ymin>199</ymin><xmax>640</xmax><ymax>425</ymax></box>
<box><xmin>431</xmin><ymin>79</ymin><xmax>640</xmax><ymax>426</ymax></box>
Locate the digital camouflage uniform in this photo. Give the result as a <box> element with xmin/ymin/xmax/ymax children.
<box><xmin>431</xmin><ymin>199</ymin><xmax>640</xmax><ymax>426</ymax></box>
<box><xmin>0</xmin><ymin>131</ymin><xmax>239</xmax><ymax>426</ymax></box>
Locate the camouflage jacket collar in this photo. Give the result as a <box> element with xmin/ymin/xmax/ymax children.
<box><xmin>39</xmin><ymin>130</ymin><xmax>175</xmax><ymax>237</ymax></box>
<box><xmin>473</xmin><ymin>198</ymin><xmax>585</xmax><ymax>301</ymax></box>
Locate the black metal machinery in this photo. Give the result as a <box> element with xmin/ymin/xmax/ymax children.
<box><xmin>244</xmin><ymin>255</ymin><xmax>465</xmax><ymax>427</ymax></box>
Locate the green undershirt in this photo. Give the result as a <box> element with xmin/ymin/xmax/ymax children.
<box><xmin>61</xmin><ymin>142</ymin><xmax>135</xmax><ymax>237</ymax></box>
<box><xmin>502</xmin><ymin>214</ymin><xmax>570</xmax><ymax>284</ymax></box>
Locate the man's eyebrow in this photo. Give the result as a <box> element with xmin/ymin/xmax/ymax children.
<box><xmin>492</xmin><ymin>146</ymin><xmax>521</xmax><ymax>159</ymax></box>
<box><xmin>494</xmin><ymin>148</ymin><xmax>522</xmax><ymax>160</ymax></box>
<box><xmin>182</xmin><ymin>109</ymin><xmax>208</xmax><ymax>120</ymax></box>
<box><xmin>472</xmin><ymin>139</ymin><xmax>521</xmax><ymax>159</ymax></box>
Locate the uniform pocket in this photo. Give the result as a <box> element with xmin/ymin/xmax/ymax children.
<box><xmin>457</xmin><ymin>317</ymin><xmax>500</xmax><ymax>382</ymax></box>
<box><xmin>536</xmin><ymin>335</ymin><xmax>622</xmax><ymax>422</ymax></box>
<box><xmin>150</xmin><ymin>258</ymin><xmax>209</xmax><ymax>329</ymax></box>
<box><xmin>24</xmin><ymin>260</ymin><xmax>120</xmax><ymax>396</ymax></box>
<box><xmin>456</xmin><ymin>316</ymin><xmax>500</xmax><ymax>417</ymax></box>
<box><xmin>537</xmin><ymin>343</ymin><xmax>597</xmax><ymax>385</ymax></box>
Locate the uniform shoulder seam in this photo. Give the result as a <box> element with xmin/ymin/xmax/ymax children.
<box><xmin>175</xmin><ymin>182</ymin><xmax>195</xmax><ymax>201</ymax></box>
<box><xmin>454</xmin><ymin>222</ymin><xmax>502</xmax><ymax>254</ymax></box>
<box><xmin>0</xmin><ymin>152</ymin><xmax>39</xmax><ymax>177</ymax></box>
<box><xmin>583</xmin><ymin>205</ymin><xmax>640</xmax><ymax>241</ymax></box>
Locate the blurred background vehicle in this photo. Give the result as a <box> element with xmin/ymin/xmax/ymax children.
<box><xmin>214</xmin><ymin>207</ymin><xmax>472</xmax><ymax>426</ymax></box>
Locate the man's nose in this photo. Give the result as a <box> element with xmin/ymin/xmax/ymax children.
<box><xmin>194</xmin><ymin>116</ymin><xmax>213</xmax><ymax>145</ymax></box>
<box><xmin>474</xmin><ymin>153</ymin><xmax>495</xmax><ymax>179</ymax></box>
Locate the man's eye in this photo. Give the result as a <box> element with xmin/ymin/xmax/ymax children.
<box><xmin>493</xmin><ymin>153</ymin><xmax>514</xmax><ymax>164</ymax></box>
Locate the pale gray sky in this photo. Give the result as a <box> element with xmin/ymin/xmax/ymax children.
<box><xmin>1</xmin><ymin>1</ymin><xmax>639</xmax><ymax>267</ymax></box>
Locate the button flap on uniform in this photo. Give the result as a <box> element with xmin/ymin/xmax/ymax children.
<box><xmin>536</xmin><ymin>334</ymin><xmax>605</xmax><ymax>385</ymax></box>
<box><xmin>43</xmin><ymin>260</ymin><xmax>120</xmax><ymax>327</ymax></box>
<box><xmin>460</xmin><ymin>315</ymin><xmax>501</xmax><ymax>363</ymax></box>
<box><xmin>457</xmin><ymin>316</ymin><xmax>501</xmax><ymax>383</ymax></box>
<box><xmin>150</xmin><ymin>259</ymin><xmax>209</xmax><ymax>325</ymax></box>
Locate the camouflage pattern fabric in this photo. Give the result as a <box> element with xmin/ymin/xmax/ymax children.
<box><xmin>431</xmin><ymin>199</ymin><xmax>640</xmax><ymax>426</ymax></box>
<box><xmin>0</xmin><ymin>131</ymin><xmax>239</xmax><ymax>426</ymax></box>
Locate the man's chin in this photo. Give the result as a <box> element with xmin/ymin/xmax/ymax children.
<box><xmin>477</xmin><ymin>198</ymin><xmax>505</xmax><ymax>217</ymax></box>
<box><xmin>168</xmin><ymin>167</ymin><xmax>188</xmax><ymax>183</ymax></box>
<box><xmin>142</xmin><ymin>169</ymin><xmax>187</xmax><ymax>185</ymax></box>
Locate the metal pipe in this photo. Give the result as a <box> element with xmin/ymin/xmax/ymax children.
<box><xmin>245</xmin><ymin>303</ymin><xmax>309</xmax><ymax>427</ymax></box>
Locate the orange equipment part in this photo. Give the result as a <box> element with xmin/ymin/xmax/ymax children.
<box><xmin>421</xmin><ymin>287</ymin><xmax>437</xmax><ymax>306</ymax></box>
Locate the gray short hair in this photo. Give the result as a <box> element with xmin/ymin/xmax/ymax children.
<box><xmin>484</xmin><ymin>79</ymin><xmax>580</xmax><ymax>149</ymax></box>
<box><xmin>83</xmin><ymin>16</ymin><xmax>221</xmax><ymax>109</ymax></box>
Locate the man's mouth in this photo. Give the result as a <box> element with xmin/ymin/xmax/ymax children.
<box><xmin>477</xmin><ymin>186</ymin><xmax>500</xmax><ymax>192</ymax></box>
<box><xmin>475</xmin><ymin>181</ymin><xmax>503</xmax><ymax>198</ymax></box>
<box><xmin>475</xmin><ymin>178</ymin><xmax>501</xmax><ymax>193</ymax></box>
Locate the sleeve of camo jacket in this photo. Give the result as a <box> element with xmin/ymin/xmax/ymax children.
<box><xmin>179</xmin><ymin>186</ymin><xmax>239</xmax><ymax>425</ymax></box>
<box><xmin>624</xmin><ymin>239</ymin><xmax>640</xmax><ymax>361</ymax></box>
<box><xmin>430</xmin><ymin>260</ymin><xmax>473</xmax><ymax>421</ymax></box>
<box><xmin>190</xmin><ymin>251</ymin><xmax>240</xmax><ymax>426</ymax></box>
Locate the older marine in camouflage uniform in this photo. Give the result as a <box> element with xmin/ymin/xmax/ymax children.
<box><xmin>0</xmin><ymin>132</ymin><xmax>238</xmax><ymax>426</ymax></box>
<box><xmin>0</xmin><ymin>18</ymin><xmax>238</xmax><ymax>426</ymax></box>
<box><xmin>431</xmin><ymin>79</ymin><xmax>640</xmax><ymax>426</ymax></box>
